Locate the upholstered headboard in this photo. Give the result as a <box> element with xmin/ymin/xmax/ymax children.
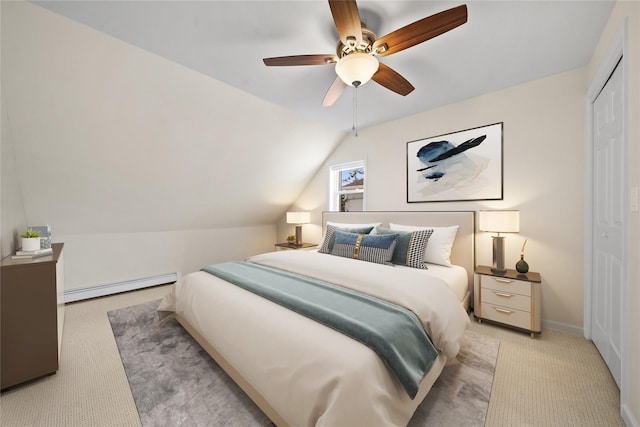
<box><xmin>322</xmin><ymin>211</ymin><xmax>476</xmax><ymax>296</ymax></box>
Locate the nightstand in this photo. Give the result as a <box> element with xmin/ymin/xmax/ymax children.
<box><xmin>274</xmin><ymin>242</ymin><xmax>317</xmax><ymax>251</ymax></box>
<box><xmin>474</xmin><ymin>265</ymin><xmax>542</xmax><ymax>338</ymax></box>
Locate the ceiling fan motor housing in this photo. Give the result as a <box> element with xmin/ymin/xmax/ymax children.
<box><xmin>336</xmin><ymin>25</ymin><xmax>377</xmax><ymax>57</ymax></box>
<box><xmin>335</xmin><ymin>25</ymin><xmax>381</xmax><ymax>86</ymax></box>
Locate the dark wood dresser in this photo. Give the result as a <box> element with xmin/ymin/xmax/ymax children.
<box><xmin>1</xmin><ymin>243</ymin><xmax>65</xmax><ymax>389</ymax></box>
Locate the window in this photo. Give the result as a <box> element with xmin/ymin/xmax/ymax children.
<box><xmin>329</xmin><ymin>160</ymin><xmax>366</xmax><ymax>212</ymax></box>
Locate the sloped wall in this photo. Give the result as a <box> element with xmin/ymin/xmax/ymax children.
<box><xmin>1</xmin><ymin>2</ymin><xmax>344</xmax><ymax>289</ymax></box>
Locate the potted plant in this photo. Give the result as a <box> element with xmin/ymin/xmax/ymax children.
<box><xmin>286</xmin><ymin>234</ymin><xmax>296</xmax><ymax>245</ymax></box>
<box><xmin>20</xmin><ymin>228</ymin><xmax>42</xmax><ymax>252</ymax></box>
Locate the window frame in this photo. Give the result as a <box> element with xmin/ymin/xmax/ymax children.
<box><xmin>329</xmin><ymin>160</ymin><xmax>366</xmax><ymax>212</ymax></box>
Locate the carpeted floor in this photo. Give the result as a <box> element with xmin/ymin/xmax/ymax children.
<box><xmin>108</xmin><ymin>300</ymin><xmax>499</xmax><ymax>427</ymax></box>
<box><xmin>0</xmin><ymin>286</ymin><xmax>625</xmax><ymax>427</ymax></box>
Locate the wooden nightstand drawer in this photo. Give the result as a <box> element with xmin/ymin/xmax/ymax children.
<box><xmin>480</xmin><ymin>303</ymin><xmax>532</xmax><ymax>331</ymax></box>
<box><xmin>482</xmin><ymin>289</ymin><xmax>531</xmax><ymax>312</ymax></box>
<box><xmin>481</xmin><ymin>275</ymin><xmax>531</xmax><ymax>296</ymax></box>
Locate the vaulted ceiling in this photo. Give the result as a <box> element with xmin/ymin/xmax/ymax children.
<box><xmin>2</xmin><ymin>0</ymin><xmax>616</xmax><ymax>237</ymax></box>
<box><xmin>34</xmin><ymin>1</ymin><xmax>615</xmax><ymax>132</ymax></box>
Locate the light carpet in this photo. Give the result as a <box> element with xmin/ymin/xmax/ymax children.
<box><xmin>108</xmin><ymin>300</ymin><xmax>499</xmax><ymax>426</ymax></box>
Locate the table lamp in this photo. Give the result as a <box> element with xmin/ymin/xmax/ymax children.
<box><xmin>286</xmin><ymin>212</ymin><xmax>311</xmax><ymax>246</ymax></box>
<box><xmin>478</xmin><ymin>210</ymin><xmax>520</xmax><ymax>274</ymax></box>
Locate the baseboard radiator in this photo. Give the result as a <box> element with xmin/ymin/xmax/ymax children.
<box><xmin>64</xmin><ymin>272</ymin><xmax>181</xmax><ymax>303</ymax></box>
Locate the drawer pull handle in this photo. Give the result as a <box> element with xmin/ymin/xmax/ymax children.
<box><xmin>495</xmin><ymin>278</ymin><xmax>513</xmax><ymax>284</ymax></box>
<box><xmin>494</xmin><ymin>292</ymin><xmax>513</xmax><ymax>298</ymax></box>
<box><xmin>493</xmin><ymin>307</ymin><xmax>513</xmax><ymax>315</ymax></box>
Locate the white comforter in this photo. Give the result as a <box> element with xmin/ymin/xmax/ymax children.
<box><xmin>158</xmin><ymin>250</ymin><xmax>470</xmax><ymax>426</ymax></box>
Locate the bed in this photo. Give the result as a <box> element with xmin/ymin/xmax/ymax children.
<box><xmin>158</xmin><ymin>211</ymin><xmax>475</xmax><ymax>426</ymax></box>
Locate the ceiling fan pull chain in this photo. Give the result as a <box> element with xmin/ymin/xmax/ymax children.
<box><xmin>352</xmin><ymin>83</ymin><xmax>359</xmax><ymax>137</ymax></box>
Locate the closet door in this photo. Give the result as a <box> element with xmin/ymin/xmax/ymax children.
<box><xmin>591</xmin><ymin>59</ymin><xmax>624</xmax><ymax>388</ymax></box>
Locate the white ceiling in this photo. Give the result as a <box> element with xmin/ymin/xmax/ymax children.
<box><xmin>33</xmin><ymin>0</ymin><xmax>615</xmax><ymax>133</ymax></box>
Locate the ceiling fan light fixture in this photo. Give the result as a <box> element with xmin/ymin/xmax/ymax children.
<box><xmin>335</xmin><ymin>52</ymin><xmax>379</xmax><ymax>87</ymax></box>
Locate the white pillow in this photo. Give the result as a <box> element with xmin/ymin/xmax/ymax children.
<box><xmin>389</xmin><ymin>224</ymin><xmax>459</xmax><ymax>267</ymax></box>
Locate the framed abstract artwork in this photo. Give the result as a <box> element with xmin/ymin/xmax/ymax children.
<box><xmin>406</xmin><ymin>122</ymin><xmax>503</xmax><ymax>203</ymax></box>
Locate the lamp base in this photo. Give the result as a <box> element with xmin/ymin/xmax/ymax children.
<box><xmin>491</xmin><ymin>235</ymin><xmax>507</xmax><ymax>274</ymax></box>
<box><xmin>295</xmin><ymin>225</ymin><xmax>303</xmax><ymax>246</ymax></box>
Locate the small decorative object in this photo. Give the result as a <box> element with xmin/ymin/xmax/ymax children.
<box><xmin>286</xmin><ymin>235</ymin><xmax>296</xmax><ymax>245</ymax></box>
<box><xmin>28</xmin><ymin>224</ymin><xmax>51</xmax><ymax>249</ymax></box>
<box><xmin>20</xmin><ymin>228</ymin><xmax>42</xmax><ymax>252</ymax></box>
<box><xmin>516</xmin><ymin>238</ymin><xmax>529</xmax><ymax>274</ymax></box>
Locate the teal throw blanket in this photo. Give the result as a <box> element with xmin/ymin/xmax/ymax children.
<box><xmin>201</xmin><ymin>261</ymin><xmax>438</xmax><ymax>398</ymax></box>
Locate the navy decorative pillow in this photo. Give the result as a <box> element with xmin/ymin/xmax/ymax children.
<box><xmin>375</xmin><ymin>226</ymin><xmax>434</xmax><ymax>269</ymax></box>
<box><xmin>330</xmin><ymin>229</ymin><xmax>399</xmax><ymax>265</ymax></box>
<box><xmin>319</xmin><ymin>225</ymin><xmax>375</xmax><ymax>254</ymax></box>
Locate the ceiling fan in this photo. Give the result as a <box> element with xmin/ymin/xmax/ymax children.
<box><xmin>263</xmin><ymin>1</ymin><xmax>468</xmax><ymax>107</ymax></box>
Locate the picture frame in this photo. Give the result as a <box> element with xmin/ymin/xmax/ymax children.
<box><xmin>28</xmin><ymin>224</ymin><xmax>52</xmax><ymax>249</ymax></box>
<box><xmin>406</xmin><ymin>122</ymin><xmax>503</xmax><ymax>203</ymax></box>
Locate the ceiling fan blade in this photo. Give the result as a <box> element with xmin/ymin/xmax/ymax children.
<box><xmin>263</xmin><ymin>54</ymin><xmax>337</xmax><ymax>66</ymax></box>
<box><xmin>372</xmin><ymin>63</ymin><xmax>415</xmax><ymax>96</ymax></box>
<box><xmin>373</xmin><ymin>4</ymin><xmax>467</xmax><ymax>57</ymax></box>
<box><xmin>328</xmin><ymin>0</ymin><xmax>362</xmax><ymax>46</ymax></box>
<box><xmin>322</xmin><ymin>76</ymin><xmax>347</xmax><ymax>107</ymax></box>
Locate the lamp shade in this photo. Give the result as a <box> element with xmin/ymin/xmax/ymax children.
<box><xmin>478</xmin><ymin>210</ymin><xmax>520</xmax><ymax>233</ymax></box>
<box><xmin>335</xmin><ymin>52</ymin><xmax>379</xmax><ymax>87</ymax></box>
<box><xmin>286</xmin><ymin>212</ymin><xmax>310</xmax><ymax>224</ymax></box>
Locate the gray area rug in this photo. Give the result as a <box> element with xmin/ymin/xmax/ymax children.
<box><xmin>108</xmin><ymin>300</ymin><xmax>499</xmax><ymax>427</ymax></box>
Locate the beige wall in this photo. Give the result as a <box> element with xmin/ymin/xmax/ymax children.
<box><xmin>586</xmin><ymin>1</ymin><xmax>640</xmax><ymax>425</ymax></box>
<box><xmin>1</xmin><ymin>88</ymin><xmax>28</xmax><ymax>257</ymax></box>
<box><xmin>289</xmin><ymin>67</ymin><xmax>587</xmax><ymax>333</ymax></box>
<box><xmin>56</xmin><ymin>226</ymin><xmax>274</xmax><ymax>291</ymax></box>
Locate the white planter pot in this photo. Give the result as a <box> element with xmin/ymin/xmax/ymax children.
<box><xmin>21</xmin><ymin>237</ymin><xmax>41</xmax><ymax>252</ymax></box>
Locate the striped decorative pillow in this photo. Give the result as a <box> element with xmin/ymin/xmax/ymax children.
<box><xmin>374</xmin><ymin>226</ymin><xmax>434</xmax><ymax>269</ymax></box>
<box><xmin>319</xmin><ymin>225</ymin><xmax>375</xmax><ymax>254</ymax></box>
<box><xmin>389</xmin><ymin>224</ymin><xmax>458</xmax><ymax>267</ymax></box>
<box><xmin>330</xmin><ymin>230</ymin><xmax>399</xmax><ymax>265</ymax></box>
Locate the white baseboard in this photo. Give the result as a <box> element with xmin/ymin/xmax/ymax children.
<box><xmin>64</xmin><ymin>272</ymin><xmax>181</xmax><ymax>303</ymax></box>
<box><xmin>541</xmin><ymin>319</ymin><xmax>583</xmax><ymax>337</ymax></box>
<box><xmin>623</xmin><ymin>403</ymin><xmax>639</xmax><ymax>427</ymax></box>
